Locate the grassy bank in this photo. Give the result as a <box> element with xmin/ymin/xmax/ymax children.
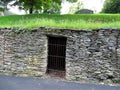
<box><xmin>0</xmin><ymin>14</ymin><xmax>120</xmax><ymax>29</ymax></box>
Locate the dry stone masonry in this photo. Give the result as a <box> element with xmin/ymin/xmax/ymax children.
<box><xmin>0</xmin><ymin>27</ymin><xmax>120</xmax><ymax>85</ymax></box>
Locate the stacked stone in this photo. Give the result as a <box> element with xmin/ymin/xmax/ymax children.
<box><xmin>0</xmin><ymin>29</ymin><xmax>4</xmax><ymax>73</ymax></box>
<box><xmin>0</xmin><ymin>27</ymin><xmax>120</xmax><ymax>85</ymax></box>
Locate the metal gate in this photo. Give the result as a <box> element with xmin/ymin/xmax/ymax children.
<box><xmin>47</xmin><ymin>36</ymin><xmax>67</xmax><ymax>71</ymax></box>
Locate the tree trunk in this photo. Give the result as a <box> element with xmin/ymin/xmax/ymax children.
<box><xmin>29</xmin><ymin>0</ymin><xmax>33</xmax><ymax>14</ymax></box>
<box><xmin>29</xmin><ymin>7</ymin><xmax>33</xmax><ymax>14</ymax></box>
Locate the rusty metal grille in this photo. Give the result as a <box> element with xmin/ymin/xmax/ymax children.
<box><xmin>47</xmin><ymin>36</ymin><xmax>67</xmax><ymax>71</ymax></box>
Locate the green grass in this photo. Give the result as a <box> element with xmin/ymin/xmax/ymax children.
<box><xmin>0</xmin><ymin>14</ymin><xmax>120</xmax><ymax>29</ymax></box>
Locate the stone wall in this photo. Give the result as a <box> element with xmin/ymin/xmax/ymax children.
<box><xmin>0</xmin><ymin>27</ymin><xmax>120</xmax><ymax>85</ymax></box>
<box><xmin>0</xmin><ymin>28</ymin><xmax>47</xmax><ymax>77</ymax></box>
<box><xmin>65</xmin><ymin>29</ymin><xmax>120</xmax><ymax>85</ymax></box>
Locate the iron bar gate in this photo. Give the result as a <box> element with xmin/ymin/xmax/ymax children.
<box><xmin>47</xmin><ymin>36</ymin><xmax>67</xmax><ymax>71</ymax></box>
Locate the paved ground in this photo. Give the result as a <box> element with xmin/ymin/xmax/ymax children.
<box><xmin>0</xmin><ymin>75</ymin><xmax>120</xmax><ymax>90</ymax></box>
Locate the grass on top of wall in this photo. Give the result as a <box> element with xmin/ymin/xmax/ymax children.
<box><xmin>0</xmin><ymin>14</ymin><xmax>120</xmax><ymax>29</ymax></box>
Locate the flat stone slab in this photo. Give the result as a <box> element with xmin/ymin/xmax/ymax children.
<box><xmin>0</xmin><ymin>75</ymin><xmax>119</xmax><ymax>90</ymax></box>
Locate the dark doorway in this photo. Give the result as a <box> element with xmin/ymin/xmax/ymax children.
<box><xmin>47</xmin><ymin>36</ymin><xmax>67</xmax><ymax>78</ymax></box>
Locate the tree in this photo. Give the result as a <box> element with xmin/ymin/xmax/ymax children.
<box><xmin>11</xmin><ymin>0</ymin><xmax>78</xmax><ymax>14</ymax></box>
<box><xmin>43</xmin><ymin>2</ymin><xmax>61</xmax><ymax>14</ymax></box>
<box><xmin>43</xmin><ymin>0</ymin><xmax>61</xmax><ymax>14</ymax></box>
<box><xmin>12</xmin><ymin>0</ymin><xmax>62</xmax><ymax>14</ymax></box>
<box><xmin>13</xmin><ymin>0</ymin><xmax>46</xmax><ymax>14</ymax></box>
<box><xmin>67</xmin><ymin>0</ymin><xmax>77</xmax><ymax>2</ymax></box>
<box><xmin>0</xmin><ymin>0</ymin><xmax>13</xmax><ymax>11</ymax></box>
<box><xmin>102</xmin><ymin>0</ymin><xmax>120</xmax><ymax>13</ymax></box>
<box><xmin>68</xmin><ymin>1</ymin><xmax>83</xmax><ymax>14</ymax></box>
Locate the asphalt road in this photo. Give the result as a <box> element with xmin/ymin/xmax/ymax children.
<box><xmin>0</xmin><ymin>75</ymin><xmax>120</xmax><ymax>90</ymax></box>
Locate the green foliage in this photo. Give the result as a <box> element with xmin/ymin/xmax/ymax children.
<box><xmin>11</xmin><ymin>0</ymin><xmax>78</xmax><ymax>14</ymax></box>
<box><xmin>0</xmin><ymin>7</ymin><xmax>4</xmax><ymax>12</ymax></box>
<box><xmin>102</xmin><ymin>0</ymin><xmax>120</xmax><ymax>13</ymax></box>
<box><xmin>67</xmin><ymin>0</ymin><xmax>77</xmax><ymax>2</ymax></box>
<box><xmin>0</xmin><ymin>0</ymin><xmax>13</xmax><ymax>11</ymax></box>
<box><xmin>43</xmin><ymin>2</ymin><xmax>61</xmax><ymax>14</ymax></box>
<box><xmin>0</xmin><ymin>14</ymin><xmax>120</xmax><ymax>29</ymax></box>
<box><xmin>12</xmin><ymin>0</ymin><xmax>61</xmax><ymax>14</ymax></box>
<box><xmin>68</xmin><ymin>1</ymin><xmax>83</xmax><ymax>14</ymax></box>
